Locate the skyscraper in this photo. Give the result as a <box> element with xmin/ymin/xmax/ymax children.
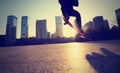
<box><xmin>21</xmin><ymin>16</ymin><xmax>28</xmax><ymax>38</ymax></box>
<box><xmin>93</xmin><ymin>16</ymin><xmax>105</xmax><ymax>31</ymax></box>
<box><xmin>6</xmin><ymin>15</ymin><xmax>18</xmax><ymax>45</ymax></box>
<box><xmin>55</xmin><ymin>16</ymin><xmax>63</xmax><ymax>37</ymax></box>
<box><xmin>36</xmin><ymin>19</ymin><xmax>47</xmax><ymax>39</ymax></box>
<box><xmin>104</xmin><ymin>19</ymin><xmax>110</xmax><ymax>31</ymax></box>
<box><xmin>47</xmin><ymin>32</ymin><xmax>50</xmax><ymax>39</ymax></box>
<box><xmin>84</xmin><ymin>21</ymin><xmax>94</xmax><ymax>32</ymax></box>
<box><xmin>115</xmin><ymin>8</ymin><xmax>120</xmax><ymax>30</ymax></box>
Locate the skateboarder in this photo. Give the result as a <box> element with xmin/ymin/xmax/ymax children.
<box><xmin>58</xmin><ymin>0</ymin><xmax>82</xmax><ymax>31</ymax></box>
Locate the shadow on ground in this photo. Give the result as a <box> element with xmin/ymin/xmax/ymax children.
<box><xmin>86</xmin><ymin>48</ymin><xmax>120</xmax><ymax>73</ymax></box>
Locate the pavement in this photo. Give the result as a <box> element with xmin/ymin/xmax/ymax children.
<box><xmin>0</xmin><ymin>40</ymin><xmax>120</xmax><ymax>73</ymax></box>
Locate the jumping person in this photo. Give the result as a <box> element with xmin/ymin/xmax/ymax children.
<box><xmin>58</xmin><ymin>0</ymin><xmax>82</xmax><ymax>31</ymax></box>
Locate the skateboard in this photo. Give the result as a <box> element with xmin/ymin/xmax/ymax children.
<box><xmin>63</xmin><ymin>17</ymin><xmax>86</xmax><ymax>38</ymax></box>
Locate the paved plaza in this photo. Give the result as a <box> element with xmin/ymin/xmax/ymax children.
<box><xmin>0</xmin><ymin>40</ymin><xmax>120</xmax><ymax>73</ymax></box>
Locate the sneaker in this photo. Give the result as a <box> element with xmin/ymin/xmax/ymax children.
<box><xmin>64</xmin><ymin>22</ymin><xmax>68</xmax><ymax>25</ymax></box>
<box><xmin>79</xmin><ymin>28</ymin><xmax>84</xmax><ymax>34</ymax></box>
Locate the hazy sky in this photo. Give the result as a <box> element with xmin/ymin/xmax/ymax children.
<box><xmin>0</xmin><ymin>0</ymin><xmax>120</xmax><ymax>38</ymax></box>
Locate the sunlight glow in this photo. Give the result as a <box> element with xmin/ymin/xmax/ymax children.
<box><xmin>63</xmin><ymin>17</ymin><xmax>78</xmax><ymax>37</ymax></box>
<box><xmin>70</xmin><ymin>44</ymin><xmax>81</xmax><ymax>59</ymax></box>
<box><xmin>67</xmin><ymin>43</ymin><xmax>81</xmax><ymax>59</ymax></box>
<box><xmin>63</xmin><ymin>25</ymin><xmax>76</xmax><ymax>37</ymax></box>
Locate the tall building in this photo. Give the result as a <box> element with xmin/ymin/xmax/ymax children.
<box><xmin>84</xmin><ymin>21</ymin><xmax>94</xmax><ymax>32</ymax></box>
<box><xmin>6</xmin><ymin>15</ymin><xmax>18</xmax><ymax>45</ymax></box>
<box><xmin>21</xmin><ymin>16</ymin><xmax>28</xmax><ymax>38</ymax></box>
<box><xmin>55</xmin><ymin>16</ymin><xmax>63</xmax><ymax>37</ymax></box>
<box><xmin>36</xmin><ymin>19</ymin><xmax>47</xmax><ymax>39</ymax></box>
<box><xmin>0</xmin><ymin>35</ymin><xmax>6</xmax><ymax>46</ymax></box>
<box><xmin>104</xmin><ymin>19</ymin><xmax>110</xmax><ymax>31</ymax></box>
<box><xmin>51</xmin><ymin>32</ymin><xmax>57</xmax><ymax>38</ymax></box>
<box><xmin>47</xmin><ymin>32</ymin><xmax>50</xmax><ymax>39</ymax></box>
<box><xmin>115</xmin><ymin>8</ymin><xmax>120</xmax><ymax>30</ymax></box>
<box><xmin>93</xmin><ymin>16</ymin><xmax>105</xmax><ymax>31</ymax></box>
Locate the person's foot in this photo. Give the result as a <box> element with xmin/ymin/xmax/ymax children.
<box><xmin>63</xmin><ymin>17</ymin><xmax>69</xmax><ymax>25</ymax></box>
<box><xmin>79</xmin><ymin>28</ymin><xmax>84</xmax><ymax>35</ymax></box>
<box><xmin>76</xmin><ymin>33</ymin><xmax>85</xmax><ymax>39</ymax></box>
<box><xmin>64</xmin><ymin>22</ymin><xmax>68</xmax><ymax>25</ymax></box>
<box><xmin>75</xmin><ymin>28</ymin><xmax>86</xmax><ymax>38</ymax></box>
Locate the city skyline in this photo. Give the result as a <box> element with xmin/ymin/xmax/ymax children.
<box><xmin>0</xmin><ymin>14</ymin><xmax>120</xmax><ymax>46</ymax></box>
<box><xmin>0</xmin><ymin>0</ymin><xmax>120</xmax><ymax>38</ymax></box>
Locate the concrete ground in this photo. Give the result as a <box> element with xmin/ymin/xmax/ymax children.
<box><xmin>0</xmin><ymin>40</ymin><xmax>120</xmax><ymax>73</ymax></box>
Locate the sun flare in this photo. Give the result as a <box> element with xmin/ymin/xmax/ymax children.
<box><xmin>63</xmin><ymin>17</ymin><xmax>78</xmax><ymax>37</ymax></box>
<box><xmin>63</xmin><ymin>25</ymin><xmax>77</xmax><ymax>37</ymax></box>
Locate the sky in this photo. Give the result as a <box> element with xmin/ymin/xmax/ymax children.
<box><xmin>0</xmin><ymin>0</ymin><xmax>120</xmax><ymax>38</ymax></box>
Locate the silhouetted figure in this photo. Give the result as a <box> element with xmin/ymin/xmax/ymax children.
<box><xmin>59</xmin><ymin>0</ymin><xmax>82</xmax><ymax>30</ymax></box>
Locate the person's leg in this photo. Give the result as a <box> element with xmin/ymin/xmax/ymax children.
<box><xmin>68</xmin><ymin>10</ymin><xmax>82</xmax><ymax>30</ymax></box>
<box><xmin>61</xmin><ymin>8</ymin><xmax>70</xmax><ymax>24</ymax></box>
<box><xmin>63</xmin><ymin>13</ymin><xmax>70</xmax><ymax>25</ymax></box>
